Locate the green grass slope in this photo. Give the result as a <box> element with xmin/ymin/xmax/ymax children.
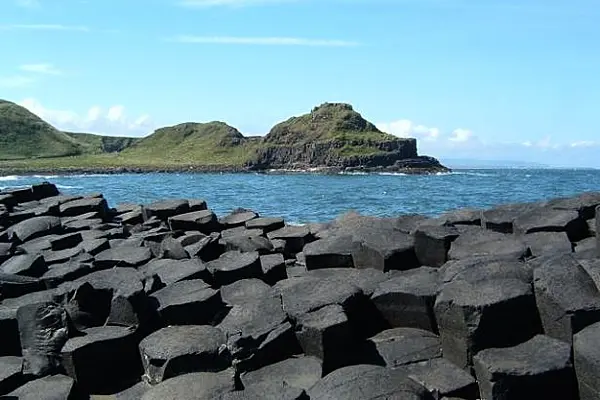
<box><xmin>122</xmin><ymin>121</ymin><xmax>258</xmax><ymax>166</ymax></box>
<box><xmin>65</xmin><ymin>132</ymin><xmax>140</xmax><ymax>154</ymax></box>
<box><xmin>0</xmin><ymin>100</ymin><xmax>85</xmax><ymax>159</ymax></box>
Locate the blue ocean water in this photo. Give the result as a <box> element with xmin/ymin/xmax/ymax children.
<box><xmin>1</xmin><ymin>169</ymin><xmax>600</xmax><ymax>224</ymax></box>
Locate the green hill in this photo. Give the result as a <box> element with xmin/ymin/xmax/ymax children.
<box><xmin>122</xmin><ymin>122</ymin><xmax>259</xmax><ymax>165</ymax></box>
<box><xmin>64</xmin><ymin>131</ymin><xmax>139</xmax><ymax>154</ymax></box>
<box><xmin>0</xmin><ymin>100</ymin><xmax>85</xmax><ymax>159</ymax></box>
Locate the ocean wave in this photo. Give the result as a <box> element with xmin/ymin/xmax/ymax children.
<box><xmin>442</xmin><ymin>171</ymin><xmax>493</xmax><ymax>177</ymax></box>
<box><xmin>339</xmin><ymin>171</ymin><xmax>369</xmax><ymax>176</ymax></box>
<box><xmin>378</xmin><ymin>172</ymin><xmax>408</xmax><ymax>176</ymax></box>
<box><xmin>56</xmin><ymin>185</ymin><xmax>83</xmax><ymax>190</ymax></box>
<box><xmin>0</xmin><ymin>175</ymin><xmax>21</xmax><ymax>181</ymax></box>
<box><xmin>31</xmin><ymin>175</ymin><xmax>59</xmax><ymax>179</ymax></box>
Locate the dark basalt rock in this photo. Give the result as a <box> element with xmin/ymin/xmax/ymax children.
<box><xmin>94</xmin><ymin>246</ymin><xmax>153</xmax><ymax>269</ymax></box>
<box><xmin>221</xmin><ymin>234</ymin><xmax>274</xmax><ymax>255</ymax></box>
<box><xmin>303</xmin><ymin>267</ymin><xmax>387</xmax><ymax>297</ymax></box>
<box><xmin>158</xmin><ymin>237</ymin><xmax>189</xmax><ymax>260</ymax></box>
<box><xmin>17</xmin><ymin>301</ymin><xmax>70</xmax><ymax>377</ymax></box>
<box><xmin>364</xmin><ymin>327</ymin><xmax>441</xmax><ymax>368</ymax></box>
<box><xmin>145</xmin><ymin>199</ymin><xmax>190</xmax><ymax>221</ymax></box>
<box><xmin>139</xmin><ymin>258</ymin><xmax>211</xmax><ymax>286</ymax></box>
<box><xmin>245</xmin><ymin>217</ymin><xmax>285</xmax><ymax>233</ymax></box>
<box><xmin>0</xmin><ymin>356</ymin><xmax>23</xmax><ymax>395</ymax></box>
<box><xmin>169</xmin><ymin>209</ymin><xmax>219</xmax><ymax>233</ymax></box>
<box><xmin>150</xmin><ymin>279</ymin><xmax>224</xmax><ymax>326</ymax></box>
<box><xmin>0</xmin><ymin>272</ymin><xmax>44</xmax><ymax>299</ymax></box>
<box><xmin>473</xmin><ymin>335</ymin><xmax>577</xmax><ymax>400</ymax></box>
<box><xmin>114</xmin><ymin>381</ymin><xmax>152</xmax><ymax>400</ymax></box>
<box><xmin>207</xmin><ymin>251</ymin><xmax>263</xmax><ymax>286</ymax></box>
<box><xmin>267</xmin><ymin>226</ymin><xmax>313</xmax><ymax>256</ymax></box>
<box><xmin>8</xmin><ymin>216</ymin><xmax>62</xmax><ymax>243</ymax></box>
<box><xmin>413</xmin><ymin>223</ymin><xmax>460</xmax><ymax>267</ymax></box>
<box><xmin>523</xmin><ymin>231</ymin><xmax>573</xmax><ymax>257</ymax></box>
<box><xmin>61</xmin><ymin>325</ymin><xmax>142</xmax><ymax>394</ymax></box>
<box><xmin>41</xmin><ymin>260</ymin><xmax>92</xmax><ymax>288</ymax></box>
<box><xmin>59</xmin><ymin>196</ymin><xmax>109</xmax><ymax>219</ymax></box>
<box><xmin>481</xmin><ymin>202</ymin><xmax>539</xmax><ymax>233</ymax></box>
<box><xmin>139</xmin><ymin>325</ymin><xmax>230</xmax><ymax>384</ymax></box>
<box><xmin>259</xmin><ymin>253</ymin><xmax>286</xmax><ymax>284</ymax></box>
<box><xmin>547</xmin><ymin>192</ymin><xmax>600</xmax><ymax>220</ymax></box>
<box><xmin>307</xmin><ymin>364</ymin><xmax>431</xmax><ymax>400</ymax></box>
<box><xmin>221</xmin><ymin>279</ymin><xmax>272</xmax><ymax>306</ymax></box>
<box><xmin>440</xmin><ymin>256</ymin><xmax>533</xmax><ymax>285</ymax></box>
<box><xmin>6</xmin><ymin>374</ymin><xmax>77</xmax><ymax>400</ymax></box>
<box><xmin>513</xmin><ymin>207</ymin><xmax>589</xmax><ymax>242</ymax></box>
<box><xmin>220</xmin><ymin>210</ymin><xmax>259</xmax><ymax>229</ymax></box>
<box><xmin>240</xmin><ymin>356</ymin><xmax>322</xmax><ymax>392</ymax></box>
<box><xmin>574</xmin><ymin>321</ymin><xmax>600</xmax><ymax>400</ymax></box>
<box><xmin>140</xmin><ymin>370</ymin><xmax>236</xmax><ymax>400</ymax></box>
<box><xmin>303</xmin><ymin>235</ymin><xmax>354</xmax><ymax>270</ymax></box>
<box><xmin>533</xmin><ymin>254</ymin><xmax>600</xmax><ymax>343</ymax></box>
<box><xmin>434</xmin><ymin>278</ymin><xmax>541</xmax><ymax>369</ymax></box>
<box><xmin>0</xmin><ymin>254</ymin><xmax>46</xmax><ymax>277</ymax></box>
<box><xmin>220</xmin><ymin>383</ymin><xmax>307</xmax><ymax>400</ymax></box>
<box><xmin>596</xmin><ymin>205</ymin><xmax>600</xmax><ymax>257</ymax></box>
<box><xmin>372</xmin><ymin>267</ymin><xmax>440</xmax><ymax>332</ymax></box>
<box><xmin>184</xmin><ymin>232</ymin><xmax>222</xmax><ymax>261</ymax></box>
<box><xmin>399</xmin><ymin>358</ymin><xmax>480</xmax><ymax>400</ymax></box>
<box><xmin>448</xmin><ymin>229</ymin><xmax>531</xmax><ymax>261</ymax></box>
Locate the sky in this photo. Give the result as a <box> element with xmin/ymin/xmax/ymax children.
<box><xmin>1</xmin><ymin>0</ymin><xmax>599</xmax><ymax>167</ymax></box>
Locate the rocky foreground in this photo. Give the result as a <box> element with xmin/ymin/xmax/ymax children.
<box><xmin>0</xmin><ymin>183</ymin><xmax>600</xmax><ymax>399</ymax></box>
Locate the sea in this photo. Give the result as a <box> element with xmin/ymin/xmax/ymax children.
<box><xmin>1</xmin><ymin>169</ymin><xmax>600</xmax><ymax>224</ymax></box>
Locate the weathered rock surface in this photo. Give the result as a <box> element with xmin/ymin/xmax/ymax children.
<box><xmin>0</xmin><ymin>184</ymin><xmax>599</xmax><ymax>399</ymax></box>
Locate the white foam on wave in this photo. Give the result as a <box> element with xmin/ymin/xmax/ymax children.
<box><xmin>442</xmin><ymin>171</ymin><xmax>493</xmax><ymax>177</ymax></box>
<box><xmin>378</xmin><ymin>172</ymin><xmax>408</xmax><ymax>176</ymax></box>
<box><xmin>0</xmin><ymin>175</ymin><xmax>21</xmax><ymax>181</ymax></box>
<box><xmin>31</xmin><ymin>175</ymin><xmax>59</xmax><ymax>179</ymax></box>
<box><xmin>339</xmin><ymin>171</ymin><xmax>369</xmax><ymax>176</ymax></box>
<box><xmin>56</xmin><ymin>185</ymin><xmax>83</xmax><ymax>190</ymax></box>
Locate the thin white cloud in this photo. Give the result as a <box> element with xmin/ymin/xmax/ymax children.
<box><xmin>376</xmin><ymin>120</ymin><xmax>440</xmax><ymax>141</ymax></box>
<box><xmin>170</xmin><ymin>35</ymin><xmax>359</xmax><ymax>47</ymax></box>
<box><xmin>449</xmin><ymin>128</ymin><xmax>473</xmax><ymax>142</ymax></box>
<box><xmin>0</xmin><ymin>75</ymin><xmax>35</xmax><ymax>88</ymax></box>
<box><xmin>19</xmin><ymin>63</ymin><xmax>62</xmax><ymax>75</ymax></box>
<box><xmin>179</xmin><ymin>0</ymin><xmax>296</xmax><ymax>7</ymax></box>
<box><xmin>570</xmin><ymin>140</ymin><xmax>598</xmax><ymax>148</ymax></box>
<box><xmin>3</xmin><ymin>24</ymin><xmax>90</xmax><ymax>32</ymax></box>
<box><xmin>19</xmin><ymin>98</ymin><xmax>155</xmax><ymax>137</ymax></box>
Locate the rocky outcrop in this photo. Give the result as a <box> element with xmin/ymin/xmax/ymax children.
<box><xmin>4</xmin><ymin>182</ymin><xmax>600</xmax><ymax>398</ymax></box>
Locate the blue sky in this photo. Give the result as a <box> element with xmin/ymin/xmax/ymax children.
<box><xmin>1</xmin><ymin>0</ymin><xmax>599</xmax><ymax>167</ymax></box>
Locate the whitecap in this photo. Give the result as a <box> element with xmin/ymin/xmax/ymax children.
<box><xmin>56</xmin><ymin>185</ymin><xmax>83</xmax><ymax>190</ymax></box>
<box><xmin>378</xmin><ymin>172</ymin><xmax>408</xmax><ymax>176</ymax></box>
<box><xmin>32</xmin><ymin>175</ymin><xmax>59</xmax><ymax>179</ymax></box>
<box><xmin>0</xmin><ymin>175</ymin><xmax>21</xmax><ymax>181</ymax></box>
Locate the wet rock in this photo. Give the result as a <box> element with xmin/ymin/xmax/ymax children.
<box><xmin>207</xmin><ymin>251</ymin><xmax>263</xmax><ymax>286</ymax></box>
<box><xmin>474</xmin><ymin>335</ymin><xmax>577</xmax><ymax>400</ymax></box>
<box><xmin>240</xmin><ymin>356</ymin><xmax>322</xmax><ymax>392</ymax></box>
<box><xmin>8</xmin><ymin>216</ymin><xmax>62</xmax><ymax>243</ymax></box>
<box><xmin>448</xmin><ymin>229</ymin><xmax>531</xmax><ymax>260</ymax></box>
<box><xmin>303</xmin><ymin>235</ymin><xmax>354</xmax><ymax>270</ymax></box>
<box><xmin>6</xmin><ymin>374</ymin><xmax>77</xmax><ymax>400</ymax></box>
<box><xmin>434</xmin><ymin>278</ymin><xmax>541</xmax><ymax>369</ymax></box>
<box><xmin>260</xmin><ymin>253</ymin><xmax>286</xmax><ymax>284</ymax></box>
<box><xmin>513</xmin><ymin>207</ymin><xmax>589</xmax><ymax>242</ymax></box>
<box><xmin>94</xmin><ymin>246</ymin><xmax>153</xmax><ymax>269</ymax></box>
<box><xmin>0</xmin><ymin>254</ymin><xmax>46</xmax><ymax>277</ymax></box>
<box><xmin>413</xmin><ymin>223</ymin><xmax>460</xmax><ymax>267</ymax></box>
<box><xmin>533</xmin><ymin>254</ymin><xmax>600</xmax><ymax>343</ymax></box>
<box><xmin>139</xmin><ymin>325</ymin><xmax>230</xmax><ymax>384</ymax></box>
<box><xmin>372</xmin><ymin>267</ymin><xmax>439</xmax><ymax>332</ymax></box>
<box><xmin>151</xmin><ymin>279</ymin><xmax>224</xmax><ymax>326</ymax></box>
<box><xmin>365</xmin><ymin>328</ymin><xmax>441</xmax><ymax>368</ymax></box>
<box><xmin>574</xmin><ymin>321</ymin><xmax>600</xmax><ymax>400</ymax></box>
<box><xmin>307</xmin><ymin>364</ymin><xmax>430</xmax><ymax>400</ymax></box>
<box><xmin>17</xmin><ymin>301</ymin><xmax>71</xmax><ymax>377</ymax></box>
<box><xmin>400</xmin><ymin>358</ymin><xmax>479</xmax><ymax>400</ymax></box>
<box><xmin>220</xmin><ymin>210</ymin><xmax>258</xmax><ymax>229</ymax></box>
<box><xmin>168</xmin><ymin>209</ymin><xmax>219</xmax><ymax>234</ymax></box>
<box><xmin>267</xmin><ymin>226</ymin><xmax>313</xmax><ymax>256</ymax></box>
<box><xmin>60</xmin><ymin>196</ymin><xmax>109</xmax><ymax>219</ymax></box>
<box><xmin>245</xmin><ymin>217</ymin><xmax>285</xmax><ymax>233</ymax></box>
<box><xmin>145</xmin><ymin>199</ymin><xmax>190</xmax><ymax>221</ymax></box>
<box><xmin>140</xmin><ymin>370</ymin><xmax>236</xmax><ymax>400</ymax></box>
<box><xmin>61</xmin><ymin>325</ymin><xmax>142</xmax><ymax>394</ymax></box>
<box><xmin>0</xmin><ymin>356</ymin><xmax>23</xmax><ymax>395</ymax></box>
<box><xmin>139</xmin><ymin>258</ymin><xmax>211</xmax><ymax>286</ymax></box>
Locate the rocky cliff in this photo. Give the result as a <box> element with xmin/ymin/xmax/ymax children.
<box><xmin>247</xmin><ymin>103</ymin><xmax>448</xmax><ymax>173</ymax></box>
